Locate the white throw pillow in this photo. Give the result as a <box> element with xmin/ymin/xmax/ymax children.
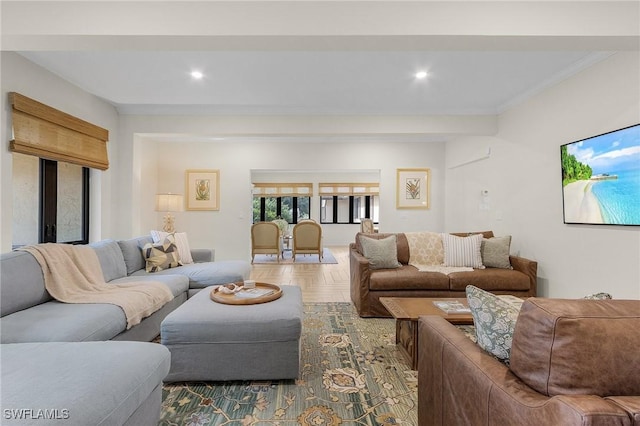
<box><xmin>441</xmin><ymin>233</ymin><xmax>484</xmax><ymax>269</ymax></box>
<box><xmin>150</xmin><ymin>230</ymin><xmax>194</xmax><ymax>264</ymax></box>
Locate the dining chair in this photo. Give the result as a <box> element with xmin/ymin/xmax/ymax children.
<box><xmin>251</xmin><ymin>222</ymin><xmax>283</xmax><ymax>263</ymax></box>
<box><xmin>292</xmin><ymin>221</ymin><xmax>323</xmax><ymax>262</ymax></box>
<box><xmin>360</xmin><ymin>218</ymin><xmax>375</xmax><ymax>233</ymax></box>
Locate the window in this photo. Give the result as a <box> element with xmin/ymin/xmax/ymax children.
<box><xmin>253</xmin><ymin>196</ymin><xmax>311</xmax><ymax>223</ymax></box>
<box><xmin>320</xmin><ymin>195</ymin><xmax>379</xmax><ymax>224</ymax></box>
<box><xmin>12</xmin><ymin>153</ymin><xmax>89</xmax><ymax>247</ymax></box>
<box><xmin>318</xmin><ymin>182</ymin><xmax>379</xmax><ymax>225</ymax></box>
<box><xmin>252</xmin><ymin>183</ymin><xmax>313</xmax><ymax>224</ymax></box>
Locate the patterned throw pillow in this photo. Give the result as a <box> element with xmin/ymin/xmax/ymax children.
<box><xmin>481</xmin><ymin>236</ymin><xmax>513</xmax><ymax>269</ymax></box>
<box><xmin>359</xmin><ymin>235</ymin><xmax>401</xmax><ymax>270</ymax></box>
<box><xmin>405</xmin><ymin>232</ymin><xmax>444</xmax><ymax>266</ymax></box>
<box><xmin>142</xmin><ymin>234</ymin><xmax>181</xmax><ymax>272</ymax></box>
<box><xmin>583</xmin><ymin>292</ymin><xmax>613</xmax><ymax>300</ymax></box>
<box><xmin>150</xmin><ymin>230</ymin><xmax>194</xmax><ymax>264</ymax></box>
<box><xmin>442</xmin><ymin>233</ymin><xmax>484</xmax><ymax>269</ymax></box>
<box><xmin>466</xmin><ymin>285</ymin><xmax>521</xmax><ymax>362</ymax></box>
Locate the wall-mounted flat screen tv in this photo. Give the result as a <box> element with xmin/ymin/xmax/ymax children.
<box><xmin>561</xmin><ymin>123</ymin><xmax>640</xmax><ymax>226</ymax></box>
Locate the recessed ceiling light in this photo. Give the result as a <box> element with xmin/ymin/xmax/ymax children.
<box><xmin>415</xmin><ymin>70</ymin><xmax>428</xmax><ymax>80</ymax></box>
<box><xmin>190</xmin><ymin>70</ymin><xmax>204</xmax><ymax>80</ymax></box>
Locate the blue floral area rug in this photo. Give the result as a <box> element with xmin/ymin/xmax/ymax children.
<box><xmin>159</xmin><ymin>303</ymin><xmax>418</xmax><ymax>425</ymax></box>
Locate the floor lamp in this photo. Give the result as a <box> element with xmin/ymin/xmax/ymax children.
<box><xmin>156</xmin><ymin>193</ymin><xmax>184</xmax><ymax>233</ymax></box>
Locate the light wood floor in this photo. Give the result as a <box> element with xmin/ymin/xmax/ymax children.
<box><xmin>249</xmin><ymin>246</ymin><xmax>352</xmax><ymax>303</ymax></box>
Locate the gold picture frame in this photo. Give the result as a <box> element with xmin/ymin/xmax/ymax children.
<box><xmin>396</xmin><ymin>168</ymin><xmax>430</xmax><ymax>209</ymax></box>
<box><xmin>185</xmin><ymin>169</ymin><xmax>220</xmax><ymax>211</ymax></box>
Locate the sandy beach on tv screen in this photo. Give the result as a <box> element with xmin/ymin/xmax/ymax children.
<box><xmin>563</xmin><ymin>180</ymin><xmax>604</xmax><ymax>223</ymax></box>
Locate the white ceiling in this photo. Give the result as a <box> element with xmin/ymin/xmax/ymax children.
<box><xmin>19</xmin><ymin>50</ymin><xmax>606</xmax><ymax>116</ymax></box>
<box><xmin>4</xmin><ymin>0</ymin><xmax>637</xmax><ymax>144</ymax></box>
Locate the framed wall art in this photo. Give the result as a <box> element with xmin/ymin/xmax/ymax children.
<box><xmin>185</xmin><ymin>169</ymin><xmax>220</xmax><ymax>211</ymax></box>
<box><xmin>396</xmin><ymin>168</ymin><xmax>430</xmax><ymax>209</ymax></box>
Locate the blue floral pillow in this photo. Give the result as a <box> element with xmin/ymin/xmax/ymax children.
<box><xmin>466</xmin><ymin>285</ymin><xmax>521</xmax><ymax>362</ymax></box>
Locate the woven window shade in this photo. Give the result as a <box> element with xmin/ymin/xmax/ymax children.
<box><xmin>9</xmin><ymin>93</ymin><xmax>109</xmax><ymax>170</ymax></box>
<box><xmin>318</xmin><ymin>183</ymin><xmax>379</xmax><ymax>196</ymax></box>
<box><xmin>252</xmin><ymin>183</ymin><xmax>313</xmax><ymax>197</ymax></box>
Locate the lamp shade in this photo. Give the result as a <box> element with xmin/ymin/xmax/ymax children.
<box><xmin>155</xmin><ymin>193</ymin><xmax>184</xmax><ymax>212</ymax></box>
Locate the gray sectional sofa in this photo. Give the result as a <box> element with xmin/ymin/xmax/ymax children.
<box><xmin>0</xmin><ymin>235</ymin><xmax>251</xmax><ymax>425</ymax></box>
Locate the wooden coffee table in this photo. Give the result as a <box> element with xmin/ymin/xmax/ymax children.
<box><xmin>380</xmin><ymin>297</ymin><xmax>474</xmax><ymax>369</ymax></box>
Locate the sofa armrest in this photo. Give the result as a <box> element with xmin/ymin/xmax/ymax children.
<box><xmin>349</xmin><ymin>243</ymin><xmax>373</xmax><ymax>316</ymax></box>
<box><xmin>509</xmin><ymin>255</ymin><xmax>537</xmax><ymax>296</ymax></box>
<box><xmin>418</xmin><ymin>316</ymin><xmax>630</xmax><ymax>426</ymax></box>
<box><xmin>191</xmin><ymin>249</ymin><xmax>214</xmax><ymax>263</ymax></box>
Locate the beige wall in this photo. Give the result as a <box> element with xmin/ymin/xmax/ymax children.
<box><xmin>126</xmin><ymin>136</ymin><xmax>446</xmax><ymax>260</ymax></box>
<box><xmin>445</xmin><ymin>52</ymin><xmax>640</xmax><ymax>298</ymax></box>
<box><xmin>2</xmin><ymin>50</ymin><xmax>638</xmax><ymax>298</ymax></box>
<box><xmin>0</xmin><ymin>52</ymin><xmax>120</xmax><ymax>252</ymax></box>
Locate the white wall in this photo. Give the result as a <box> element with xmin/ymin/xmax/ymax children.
<box><xmin>445</xmin><ymin>52</ymin><xmax>640</xmax><ymax>299</ymax></box>
<box><xmin>0</xmin><ymin>52</ymin><xmax>119</xmax><ymax>251</ymax></box>
<box><xmin>126</xmin><ymin>135</ymin><xmax>446</xmax><ymax>260</ymax></box>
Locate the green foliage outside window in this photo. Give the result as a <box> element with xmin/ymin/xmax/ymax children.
<box><xmin>253</xmin><ymin>196</ymin><xmax>310</xmax><ymax>223</ymax></box>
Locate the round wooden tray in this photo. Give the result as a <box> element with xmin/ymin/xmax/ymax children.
<box><xmin>210</xmin><ymin>282</ymin><xmax>282</xmax><ymax>305</ymax></box>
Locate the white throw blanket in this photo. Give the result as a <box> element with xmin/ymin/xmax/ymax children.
<box><xmin>405</xmin><ymin>232</ymin><xmax>473</xmax><ymax>274</ymax></box>
<box><xmin>22</xmin><ymin>243</ymin><xmax>173</xmax><ymax>329</ymax></box>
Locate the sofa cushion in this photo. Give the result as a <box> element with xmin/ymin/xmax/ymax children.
<box><xmin>510</xmin><ymin>298</ymin><xmax>640</xmax><ymax>397</ymax></box>
<box><xmin>369</xmin><ymin>265</ymin><xmax>450</xmax><ymax>291</ymax></box>
<box><xmin>130</xmin><ymin>260</ymin><xmax>251</xmax><ymax>290</ymax></box>
<box><xmin>0</xmin><ymin>251</ymin><xmax>51</xmax><ymax>317</ymax></box>
<box><xmin>481</xmin><ymin>235</ymin><xmax>512</xmax><ymax>269</ymax></box>
<box><xmin>466</xmin><ymin>285</ymin><xmax>520</xmax><ymax>362</ymax></box>
<box><xmin>1</xmin><ymin>341</ymin><xmax>170</xmax><ymax>426</ymax></box>
<box><xmin>0</xmin><ymin>300</ymin><xmax>127</xmax><ymax>343</ymax></box>
<box><xmin>118</xmin><ymin>236</ymin><xmax>153</xmax><ymax>275</ymax></box>
<box><xmin>110</xmin><ymin>274</ymin><xmax>189</xmax><ymax>298</ymax></box>
<box><xmin>359</xmin><ymin>234</ymin><xmax>401</xmax><ymax>270</ymax></box>
<box><xmin>142</xmin><ymin>234</ymin><xmax>181</xmax><ymax>272</ymax></box>
<box><xmin>442</xmin><ymin>233</ymin><xmax>484</xmax><ymax>269</ymax></box>
<box><xmin>449</xmin><ymin>268</ymin><xmax>531</xmax><ymax>292</ymax></box>
<box><xmin>90</xmin><ymin>239</ymin><xmax>127</xmax><ymax>282</ymax></box>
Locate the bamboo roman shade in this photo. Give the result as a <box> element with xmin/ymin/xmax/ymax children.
<box><xmin>9</xmin><ymin>92</ymin><xmax>109</xmax><ymax>170</ymax></box>
<box><xmin>318</xmin><ymin>183</ymin><xmax>379</xmax><ymax>196</ymax></box>
<box><xmin>252</xmin><ymin>183</ymin><xmax>313</xmax><ymax>197</ymax></box>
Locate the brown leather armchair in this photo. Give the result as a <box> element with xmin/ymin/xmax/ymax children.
<box><xmin>418</xmin><ymin>298</ymin><xmax>640</xmax><ymax>425</ymax></box>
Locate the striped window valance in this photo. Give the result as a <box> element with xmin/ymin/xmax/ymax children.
<box><xmin>9</xmin><ymin>92</ymin><xmax>109</xmax><ymax>170</ymax></box>
<box><xmin>318</xmin><ymin>183</ymin><xmax>379</xmax><ymax>196</ymax></box>
<box><xmin>252</xmin><ymin>183</ymin><xmax>313</xmax><ymax>197</ymax></box>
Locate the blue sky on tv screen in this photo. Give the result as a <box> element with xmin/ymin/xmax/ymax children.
<box><xmin>567</xmin><ymin>125</ymin><xmax>640</xmax><ymax>175</ymax></box>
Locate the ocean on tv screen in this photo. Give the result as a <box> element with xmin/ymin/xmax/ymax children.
<box><xmin>562</xmin><ymin>123</ymin><xmax>640</xmax><ymax>226</ymax></box>
<box><xmin>590</xmin><ymin>168</ymin><xmax>640</xmax><ymax>225</ymax></box>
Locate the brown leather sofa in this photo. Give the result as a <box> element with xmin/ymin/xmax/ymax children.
<box><xmin>418</xmin><ymin>298</ymin><xmax>640</xmax><ymax>426</ymax></box>
<box><xmin>349</xmin><ymin>232</ymin><xmax>538</xmax><ymax>317</ymax></box>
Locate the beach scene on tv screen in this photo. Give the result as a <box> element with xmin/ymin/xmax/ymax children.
<box><xmin>562</xmin><ymin>124</ymin><xmax>640</xmax><ymax>225</ymax></box>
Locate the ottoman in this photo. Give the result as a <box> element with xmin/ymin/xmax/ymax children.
<box><xmin>161</xmin><ymin>285</ymin><xmax>303</xmax><ymax>382</ymax></box>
